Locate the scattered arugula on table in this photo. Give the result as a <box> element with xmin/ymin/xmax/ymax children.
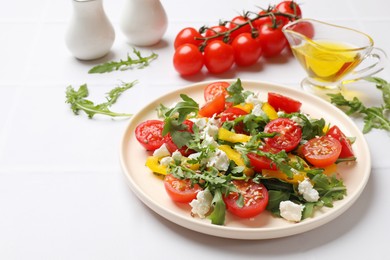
<box><xmin>328</xmin><ymin>76</ymin><xmax>390</xmax><ymax>133</ymax></box>
<box><xmin>65</xmin><ymin>80</ymin><xmax>136</xmax><ymax>118</ymax></box>
<box><xmin>88</xmin><ymin>48</ymin><xmax>158</xmax><ymax>74</ymax></box>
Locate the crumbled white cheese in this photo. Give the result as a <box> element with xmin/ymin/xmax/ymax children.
<box><xmin>298</xmin><ymin>178</ymin><xmax>320</xmax><ymax>202</ymax></box>
<box><xmin>171</xmin><ymin>150</ymin><xmax>182</xmax><ymax>161</ymax></box>
<box><xmin>245</xmin><ymin>93</ymin><xmax>263</xmax><ymax>105</ymax></box>
<box><xmin>160</xmin><ymin>156</ymin><xmax>173</xmax><ymax>166</ymax></box>
<box><xmin>188</xmin><ymin>152</ymin><xmax>201</xmax><ymax>160</ymax></box>
<box><xmin>190</xmin><ymin>117</ymin><xmax>207</xmax><ymax>131</ymax></box>
<box><xmin>201</xmin><ymin>123</ymin><xmax>219</xmax><ymax>140</ymax></box>
<box><xmin>207</xmin><ymin>149</ymin><xmax>229</xmax><ymax>171</ymax></box>
<box><xmin>208</xmin><ymin>115</ymin><xmax>221</xmax><ymax>127</ymax></box>
<box><xmin>189</xmin><ymin>190</ymin><xmax>213</xmax><ymax>218</ymax></box>
<box><xmin>279</xmin><ymin>201</ymin><xmax>304</xmax><ymax>222</ymax></box>
<box><xmin>201</xmin><ymin>134</ymin><xmax>218</xmax><ymax>148</ymax></box>
<box><xmin>152</xmin><ymin>143</ymin><xmax>170</xmax><ymax>158</ymax></box>
<box><xmin>251</xmin><ymin>104</ymin><xmax>266</xmax><ymax>117</ymax></box>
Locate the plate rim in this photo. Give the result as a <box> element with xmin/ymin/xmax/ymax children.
<box><xmin>119</xmin><ymin>79</ymin><xmax>371</xmax><ymax>240</ymax></box>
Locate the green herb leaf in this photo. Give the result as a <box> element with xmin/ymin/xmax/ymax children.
<box><xmin>65</xmin><ymin>81</ymin><xmax>136</xmax><ymax>118</ymax></box>
<box><xmin>226</xmin><ymin>78</ymin><xmax>253</xmax><ymax>105</ymax></box>
<box><xmin>208</xmin><ymin>189</ymin><xmax>226</xmax><ymax>225</ymax></box>
<box><xmin>266</xmin><ymin>190</ymin><xmax>290</xmax><ymax>214</ymax></box>
<box><xmin>88</xmin><ymin>48</ymin><xmax>158</xmax><ymax>74</ymax></box>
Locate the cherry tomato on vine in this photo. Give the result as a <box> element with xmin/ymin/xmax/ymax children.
<box><xmin>227</xmin><ymin>16</ymin><xmax>251</xmax><ymax>41</ymax></box>
<box><xmin>302</xmin><ymin>135</ymin><xmax>342</xmax><ymax>167</ymax></box>
<box><xmin>257</xmin><ymin>23</ymin><xmax>287</xmax><ymax>58</ymax></box>
<box><xmin>204</xmin><ymin>25</ymin><xmax>229</xmax><ymax>43</ymax></box>
<box><xmin>164</xmin><ymin>174</ymin><xmax>202</xmax><ymax>203</ymax></box>
<box><xmin>268</xmin><ymin>92</ymin><xmax>302</xmax><ymax>113</ymax></box>
<box><xmin>223</xmin><ymin>180</ymin><xmax>269</xmax><ymax>219</ymax></box>
<box><xmin>173</xmin><ymin>43</ymin><xmax>204</xmax><ymax>76</ymax></box>
<box><xmin>204</xmin><ymin>81</ymin><xmax>230</xmax><ymax>102</ymax></box>
<box><xmin>174</xmin><ymin>27</ymin><xmax>203</xmax><ymax>49</ymax></box>
<box><xmin>253</xmin><ymin>10</ymin><xmax>289</xmax><ymax>29</ymax></box>
<box><xmin>203</xmin><ymin>40</ymin><xmax>235</xmax><ymax>74</ymax></box>
<box><xmin>264</xmin><ymin>118</ymin><xmax>302</xmax><ymax>152</ymax></box>
<box><xmin>135</xmin><ymin>120</ymin><xmax>166</xmax><ymax>151</ymax></box>
<box><xmin>275</xmin><ymin>1</ymin><xmax>302</xmax><ymax>19</ymax></box>
<box><xmin>326</xmin><ymin>125</ymin><xmax>355</xmax><ymax>158</ymax></box>
<box><xmin>232</xmin><ymin>33</ymin><xmax>263</xmax><ymax>67</ymax></box>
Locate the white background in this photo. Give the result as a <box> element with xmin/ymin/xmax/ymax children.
<box><xmin>0</xmin><ymin>0</ymin><xmax>389</xmax><ymax>259</ymax></box>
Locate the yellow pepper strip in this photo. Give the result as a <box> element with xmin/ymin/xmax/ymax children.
<box><xmin>219</xmin><ymin>145</ymin><xmax>254</xmax><ymax>176</ymax></box>
<box><xmin>322</xmin><ymin>163</ymin><xmax>337</xmax><ymax>176</ymax></box>
<box><xmin>261</xmin><ymin>155</ymin><xmax>307</xmax><ymax>184</ymax></box>
<box><xmin>234</xmin><ymin>103</ymin><xmax>253</xmax><ymax>113</ymax></box>
<box><xmin>145</xmin><ymin>156</ymin><xmax>167</xmax><ymax>175</ymax></box>
<box><xmin>262</xmin><ymin>102</ymin><xmax>278</xmax><ymax>120</ymax></box>
<box><xmin>218</xmin><ymin>127</ymin><xmax>251</xmax><ymax>143</ymax></box>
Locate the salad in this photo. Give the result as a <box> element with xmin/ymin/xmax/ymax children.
<box><xmin>134</xmin><ymin>79</ymin><xmax>356</xmax><ymax>225</ymax></box>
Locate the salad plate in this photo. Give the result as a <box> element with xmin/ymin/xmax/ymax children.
<box><xmin>119</xmin><ymin>79</ymin><xmax>371</xmax><ymax>239</ymax></box>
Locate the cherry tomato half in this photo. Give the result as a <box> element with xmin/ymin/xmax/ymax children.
<box><xmin>174</xmin><ymin>27</ymin><xmax>203</xmax><ymax>49</ymax></box>
<box><xmin>326</xmin><ymin>125</ymin><xmax>355</xmax><ymax>158</ymax></box>
<box><xmin>267</xmin><ymin>92</ymin><xmax>302</xmax><ymax>113</ymax></box>
<box><xmin>302</xmin><ymin>135</ymin><xmax>342</xmax><ymax>167</ymax></box>
<box><xmin>232</xmin><ymin>33</ymin><xmax>263</xmax><ymax>67</ymax></box>
<box><xmin>264</xmin><ymin>118</ymin><xmax>302</xmax><ymax>152</ymax></box>
<box><xmin>247</xmin><ymin>145</ymin><xmax>280</xmax><ymax>172</ymax></box>
<box><xmin>204</xmin><ymin>81</ymin><xmax>230</xmax><ymax>102</ymax></box>
<box><xmin>219</xmin><ymin>107</ymin><xmax>248</xmax><ymax>122</ymax></box>
<box><xmin>223</xmin><ymin>180</ymin><xmax>269</xmax><ymax>218</ymax></box>
<box><xmin>173</xmin><ymin>43</ymin><xmax>204</xmax><ymax>76</ymax></box>
<box><xmin>165</xmin><ymin>120</ymin><xmax>195</xmax><ymax>157</ymax></box>
<box><xmin>198</xmin><ymin>93</ymin><xmax>226</xmax><ymax>118</ymax></box>
<box><xmin>164</xmin><ymin>174</ymin><xmax>202</xmax><ymax>203</ymax></box>
<box><xmin>203</xmin><ymin>40</ymin><xmax>235</xmax><ymax>74</ymax></box>
<box><xmin>135</xmin><ymin>120</ymin><xmax>166</xmax><ymax>151</ymax></box>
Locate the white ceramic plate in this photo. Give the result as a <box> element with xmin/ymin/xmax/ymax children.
<box><xmin>119</xmin><ymin>80</ymin><xmax>371</xmax><ymax>240</ymax></box>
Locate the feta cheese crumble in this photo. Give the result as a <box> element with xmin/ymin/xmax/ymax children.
<box><xmin>279</xmin><ymin>201</ymin><xmax>304</xmax><ymax>222</ymax></box>
<box><xmin>298</xmin><ymin>178</ymin><xmax>320</xmax><ymax>202</ymax></box>
<box><xmin>206</xmin><ymin>149</ymin><xmax>229</xmax><ymax>171</ymax></box>
<box><xmin>152</xmin><ymin>143</ymin><xmax>170</xmax><ymax>158</ymax></box>
<box><xmin>251</xmin><ymin>103</ymin><xmax>266</xmax><ymax>117</ymax></box>
<box><xmin>189</xmin><ymin>190</ymin><xmax>213</xmax><ymax>218</ymax></box>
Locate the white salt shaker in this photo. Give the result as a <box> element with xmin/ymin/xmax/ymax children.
<box><xmin>65</xmin><ymin>0</ymin><xmax>115</xmax><ymax>60</ymax></box>
<box><xmin>120</xmin><ymin>0</ymin><xmax>168</xmax><ymax>46</ymax></box>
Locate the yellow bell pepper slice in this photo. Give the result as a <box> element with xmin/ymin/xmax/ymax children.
<box><xmin>145</xmin><ymin>156</ymin><xmax>167</xmax><ymax>175</ymax></box>
<box><xmin>218</xmin><ymin>127</ymin><xmax>251</xmax><ymax>143</ymax></box>
<box><xmin>262</xmin><ymin>102</ymin><xmax>278</xmax><ymax>120</ymax></box>
<box><xmin>261</xmin><ymin>155</ymin><xmax>307</xmax><ymax>184</ymax></box>
<box><xmin>234</xmin><ymin>103</ymin><xmax>254</xmax><ymax>113</ymax></box>
<box><xmin>219</xmin><ymin>145</ymin><xmax>254</xmax><ymax>176</ymax></box>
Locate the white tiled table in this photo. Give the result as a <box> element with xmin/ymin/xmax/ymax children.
<box><xmin>1</xmin><ymin>0</ymin><xmax>389</xmax><ymax>259</ymax></box>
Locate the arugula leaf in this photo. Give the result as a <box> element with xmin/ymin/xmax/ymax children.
<box><xmin>283</xmin><ymin>113</ymin><xmax>326</xmax><ymax>139</ymax></box>
<box><xmin>88</xmin><ymin>48</ymin><xmax>158</xmax><ymax>74</ymax></box>
<box><xmin>65</xmin><ymin>81</ymin><xmax>136</xmax><ymax>118</ymax></box>
<box><xmin>312</xmin><ymin>174</ymin><xmax>346</xmax><ymax>207</ymax></box>
<box><xmin>226</xmin><ymin>78</ymin><xmax>253</xmax><ymax>105</ymax></box>
<box><xmin>266</xmin><ymin>190</ymin><xmax>290</xmax><ymax>214</ymax></box>
<box><xmin>208</xmin><ymin>189</ymin><xmax>226</xmax><ymax>225</ymax></box>
<box><xmin>328</xmin><ymin>76</ymin><xmax>390</xmax><ymax>133</ymax></box>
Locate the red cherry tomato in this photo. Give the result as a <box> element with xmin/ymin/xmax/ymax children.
<box><xmin>135</xmin><ymin>120</ymin><xmax>166</xmax><ymax>151</ymax></box>
<box><xmin>267</xmin><ymin>92</ymin><xmax>302</xmax><ymax>113</ymax></box>
<box><xmin>174</xmin><ymin>27</ymin><xmax>203</xmax><ymax>49</ymax></box>
<box><xmin>204</xmin><ymin>81</ymin><xmax>230</xmax><ymax>102</ymax></box>
<box><xmin>164</xmin><ymin>120</ymin><xmax>195</xmax><ymax>157</ymax></box>
<box><xmin>219</xmin><ymin>107</ymin><xmax>248</xmax><ymax>122</ymax></box>
<box><xmin>232</xmin><ymin>33</ymin><xmax>263</xmax><ymax>67</ymax></box>
<box><xmin>203</xmin><ymin>40</ymin><xmax>235</xmax><ymax>74</ymax></box>
<box><xmin>204</xmin><ymin>40</ymin><xmax>234</xmax><ymax>74</ymax></box>
<box><xmin>223</xmin><ymin>180</ymin><xmax>269</xmax><ymax>218</ymax></box>
<box><xmin>257</xmin><ymin>23</ymin><xmax>287</xmax><ymax>58</ymax></box>
<box><xmin>164</xmin><ymin>174</ymin><xmax>202</xmax><ymax>203</ymax></box>
<box><xmin>264</xmin><ymin>118</ymin><xmax>302</xmax><ymax>152</ymax></box>
<box><xmin>275</xmin><ymin>1</ymin><xmax>302</xmax><ymax>19</ymax></box>
<box><xmin>204</xmin><ymin>25</ymin><xmax>229</xmax><ymax>42</ymax></box>
<box><xmin>247</xmin><ymin>145</ymin><xmax>280</xmax><ymax>172</ymax></box>
<box><xmin>254</xmin><ymin>10</ymin><xmax>289</xmax><ymax>29</ymax></box>
<box><xmin>326</xmin><ymin>125</ymin><xmax>355</xmax><ymax>158</ymax></box>
<box><xmin>302</xmin><ymin>135</ymin><xmax>342</xmax><ymax>167</ymax></box>
<box><xmin>227</xmin><ymin>16</ymin><xmax>251</xmax><ymax>41</ymax></box>
<box><xmin>173</xmin><ymin>44</ymin><xmax>204</xmax><ymax>76</ymax></box>
<box><xmin>287</xmin><ymin>21</ymin><xmax>315</xmax><ymax>39</ymax></box>
<box><xmin>198</xmin><ymin>93</ymin><xmax>226</xmax><ymax>118</ymax></box>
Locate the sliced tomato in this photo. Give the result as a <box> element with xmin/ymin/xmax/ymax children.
<box><xmin>223</xmin><ymin>180</ymin><xmax>269</xmax><ymax>218</ymax></box>
<box><xmin>326</xmin><ymin>125</ymin><xmax>355</xmax><ymax>158</ymax></box>
<box><xmin>264</xmin><ymin>118</ymin><xmax>302</xmax><ymax>152</ymax></box>
<box><xmin>219</xmin><ymin>107</ymin><xmax>248</xmax><ymax>122</ymax></box>
<box><xmin>164</xmin><ymin>174</ymin><xmax>202</xmax><ymax>203</ymax></box>
<box><xmin>204</xmin><ymin>81</ymin><xmax>230</xmax><ymax>102</ymax></box>
<box><xmin>247</xmin><ymin>145</ymin><xmax>280</xmax><ymax>172</ymax></box>
<box><xmin>302</xmin><ymin>135</ymin><xmax>342</xmax><ymax>167</ymax></box>
<box><xmin>164</xmin><ymin>120</ymin><xmax>195</xmax><ymax>157</ymax></box>
<box><xmin>135</xmin><ymin>120</ymin><xmax>166</xmax><ymax>151</ymax></box>
<box><xmin>267</xmin><ymin>92</ymin><xmax>302</xmax><ymax>114</ymax></box>
<box><xmin>199</xmin><ymin>93</ymin><xmax>226</xmax><ymax>118</ymax></box>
